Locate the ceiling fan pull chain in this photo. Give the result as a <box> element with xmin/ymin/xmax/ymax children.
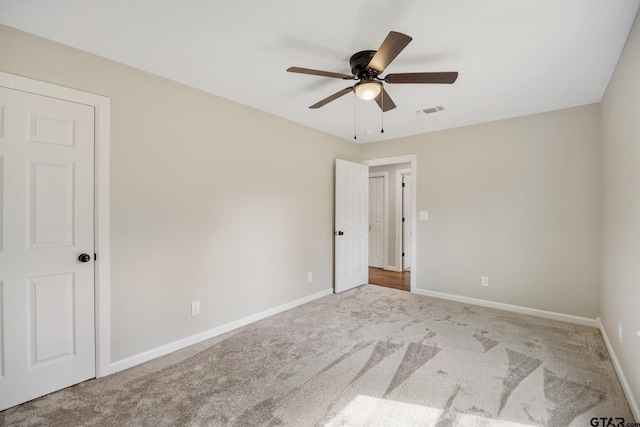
<box><xmin>381</xmin><ymin>94</ymin><xmax>385</xmax><ymax>134</ymax></box>
<box><xmin>354</xmin><ymin>94</ymin><xmax>357</xmax><ymax>140</ymax></box>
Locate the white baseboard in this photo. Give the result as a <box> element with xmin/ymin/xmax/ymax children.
<box><xmin>598</xmin><ymin>318</ymin><xmax>640</xmax><ymax>421</ymax></box>
<box><xmin>110</xmin><ymin>288</ymin><xmax>333</xmax><ymax>374</ymax></box>
<box><xmin>412</xmin><ymin>288</ymin><xmax>599</xmax><ymax>327</ymax></box>
<box><xmin>384</xmin><ymin>265</ymin><xmax>401</xmax><ymax>272</ymax></box>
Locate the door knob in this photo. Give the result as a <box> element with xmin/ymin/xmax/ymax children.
<box><xmin>78</xmin><ymin>253</ymin><xmax>91</xmax><ymax>263</ymax></box>
<box><xmin>334</xmin><ymin>231</ymin><xmax>344</xmax><ymax>236</ymax></box>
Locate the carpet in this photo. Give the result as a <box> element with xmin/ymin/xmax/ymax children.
<box><xmin>1</xmin><ymin>285</ymin><xmax>634</xmax><ymax>426</ymax></box>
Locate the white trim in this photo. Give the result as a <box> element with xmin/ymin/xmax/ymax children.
<box><xmin>394</xmin><ymin>169</ymin><xmax>403</xmax><ymax>271</ymax></box>
<box><xmin>0</xmin><ymin>71</ymin><xmax>112</xmax><ymax>378</ymax></box>
<box><xmin>413</xmin><ymin>288</ymin><xmax>599</xmax><ymax>327</ymax></box>
<box><xmin>368</xmin><ymin>172</ymin><xmax>389</xmax><ymax>270</ymax></box>
<box><xmin>93</xmin><ymin>95</ymin><xmax>111</xmax><ymax>378</ymax></box>
<box><xmin>110</xmin><ymin>288</ymin><xmax>333</xmax><ymax>373</ymax></box>
<box><xmin>382</xmin><ymin>166</ymin><xmax>399</xmax><ymax>272</ymax></box>
<box><xmin>598</xmin><ymin>319</ymin><xmax>640</xmax><ymax>421</ymax></box>
<box><xmin>362</xmin><ymin>155</ymin><xmax>417</xmax><ymax>292</ymax></box>
<box><xmin>396</xmin><ymin>168</ymin><xmax>411</xmax><ymax>272</ymax></box>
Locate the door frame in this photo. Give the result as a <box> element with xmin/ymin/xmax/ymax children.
<box><xmin>368</xmin><ymin>172</ymin><xmax>388</xmax><ymax>269</ymax></box>
<box><xmin>0</xmin><ymin>71</ymin><xmax>112</xmax><ymax>378</ymax></box>
<box><xmin>362</xmin><ymin>155</ymin><xmax>417</xmax><ymax>293</ymax></box>
<box><xmin>396</xmin><ymin>168</ymin><xmax>411</xmax><ymax>271</ymax></box>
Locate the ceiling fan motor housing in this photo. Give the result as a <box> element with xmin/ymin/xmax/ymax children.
<box><xmin>350</xmin><ymin>50</ymin><xmax>377</xmax><ymax>79</ymax></box>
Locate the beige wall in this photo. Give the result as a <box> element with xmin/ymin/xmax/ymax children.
<box><xmin>362</xmin><ymin>104</ymin><xmax>602</xmax><ymax>319</ymax></box>
<box><xmin>601</xmin><ymin>10</ymin><xmax>640</xmax><ymax>408</ymax></box>
<box><xmin>0</xmin><ymin>25</ymin><xmax>361</xmax><ymax>361</ymax></box>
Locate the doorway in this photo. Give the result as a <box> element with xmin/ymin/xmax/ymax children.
<box><xmin>363</xmin><ymin>155</ymin><xmax>416</xmax><ymax>293</ymax></box>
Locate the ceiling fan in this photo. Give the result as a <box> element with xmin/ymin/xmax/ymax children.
<box><xmin>287</xmin><ymin>31</ymin><xmax>458</xmax><ymax>112</ymax></box>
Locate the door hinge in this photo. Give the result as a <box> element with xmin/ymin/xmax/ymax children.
<box><xmin>402</xmin><ymin>217</ymin><xmax>405</xmax><ymax>222</ymax></box>
<box><xmin>402</xmin><ymin>252</ymin><xmax>405</xmax><ymax>257</ymax></box>
<box><xmin>402</xmin><ymin>182</ymin><xmax>405</xmax><ymax>187</ymax></box>
<box><xmin>94</xmin><ymin>253</ymin><xmax>97</xmax><ymax>261</ymax></box>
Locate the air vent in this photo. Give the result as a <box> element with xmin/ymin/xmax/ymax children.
<box><xmin>416</xmin><ymin>105</ymin><xmax>445</xmax><ymax>115</ymax></box>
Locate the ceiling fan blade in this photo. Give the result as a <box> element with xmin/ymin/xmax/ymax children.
<box><xmin>367</xmin><ymin>31</ymin><xmax>413</xmax><ymax>73</ymax></box>
<box><xmin>309</xmin><ymin>87</ymin><xmax>354</xmax><ymax>109</ymax></box>
<box><xmin>384</xmin><ymin>72</ymin><xmax>459</xmax><ymax>84</ymax></box>
<box><xmin>374</xmin><ymin>88</ymin><xmax>396</xmax><ymax>112</ymax></box>
<box><xmin>287</xmin><ymin>67</ymin><xmax>355</xmax><ymax>80</ymax></box>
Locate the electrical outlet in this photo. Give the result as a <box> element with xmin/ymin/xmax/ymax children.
<box><xmin>618</xmin><ymin>323</ymin><xmax>623</xmax><ymax>343</ymax></box>
<box><xmin>307</xmin><ymin>272</ymin><xmax>313</xmax><ymax>282</ymax></box>
<box><xmin>191</xmin><ymin>301</ymin><xmax>200</xmax><ymax>316</ymax></box>
<box><xmin>481</xmin><ymin>276</ymin><xmax>489</xmax><ymax>287</ymax></box>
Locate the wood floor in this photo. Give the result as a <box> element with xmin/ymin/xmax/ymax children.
<box><xmin>368</xmin><ymin>267</ymin><xmax>410</xmax><ymax>292</ymax></box>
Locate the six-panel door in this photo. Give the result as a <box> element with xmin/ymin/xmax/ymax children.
<box><xmin>335</xmin><ymin>159</ymin><xmax>368</xmax><ymax>293</ymax></box>
<box><xmin>0</xmin><ymin>87</ymin><xmax>95</xmax><ymax>410</ymax></box>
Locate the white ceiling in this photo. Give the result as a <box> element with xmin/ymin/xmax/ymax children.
<box><xmin>1</xmin><ymin>0</ymin><xmax>638</xmax><ymax>143</ymax></box>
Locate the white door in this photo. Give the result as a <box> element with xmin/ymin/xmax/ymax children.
<box><xmin>0</xmin><ymin>87</ymin><xmax>96</xmax><ymax>410</ymax></box>
<box><xmin>368</xmin><ymin>176</ymin><xmax>384</xmax><ymax>268</ymax></box>
<box><xmin>335</xmin><ymin>159</ymin><xmax>368</xmax><ymax>293</ymax></box>
<box><xmin>402</xmin><ymin>174</ymin><xmax>412</xmax><ymax>270</ymax></box>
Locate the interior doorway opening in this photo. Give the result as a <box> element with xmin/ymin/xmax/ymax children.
<box><xmin>363</xmin><ymin>156</ymin><xmax>416</xmax><ymax>293</ymax></box>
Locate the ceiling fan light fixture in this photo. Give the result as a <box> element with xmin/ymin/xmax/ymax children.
<box><xmin>354</xmin><ymin>81</ymin><xmax>382</xmax><ymax>101</ymax></box>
